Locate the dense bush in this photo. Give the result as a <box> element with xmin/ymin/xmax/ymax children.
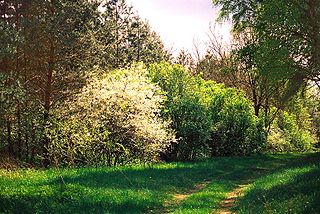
<box><xmin>266</xmin><ymin>92</ymin><xmax>317</xmax><ymax>153</ymax></box>
<box><xmin>47</xmin><ymin>64</ymin><xmax>175</xmax><ymax>166</ymax></box>
<box><xmin>200</xmin><ymin>80</ymin><xmax>266</xmax><ymax>156</ymax></box>
<box><xmin>169</xmin><ymin>96</ymin><xmax>211</xmax><ymax>160</ymax></box>
<box><xmin>267</xmin><ymin>110</ymin><xmax>315</xmax><ymax>152</ymax></box>
<box><xmin>0</xmin><ymin>74</ymin><xmax>24</xmax><ymax>152</ymax></box>
<box><xmin>268</xmin><ymin>90</ymin><xmax>318</xmax><ymax>152</ymax></box>
<box><xmin>149</xmin><ymin>63</ymin><xmax>265</xmax><ymax>160</ymax></box>
<box><xmin>148</xmin><ymin>63</ymin><xmax>211</xmax><ymax>160</ymax></box>
<box><xmin>45</xmin><ymin>62</ymin><xmax>316</xmax><ymax>166</ymax></box>
<box><xmin>0</xmin><ymin>73</ymin><xmax>44</xmax><ymax>162</ymax></box>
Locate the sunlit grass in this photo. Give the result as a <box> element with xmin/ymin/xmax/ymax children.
<box><xmin>0</xmin><ymin>153</ymin><xmax>318</xmax><ymax>214</ymax></box>
<box><xmin>234</xmin><ymin>153</ymin><xmax>320</xmax><ymax>214</ymax></box>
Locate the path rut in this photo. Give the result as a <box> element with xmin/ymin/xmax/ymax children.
<box><xmin>216</xmin><ymin>183</ymin><xmax>250</xmax><ymax>214</ymax></box>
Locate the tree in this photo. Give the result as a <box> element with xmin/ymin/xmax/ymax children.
<box><xmin>212</xmin><ymin>0</ymin><xmax>320</xmax><ymax>103</ymax></box>
<box><xmin>194</xmin><ymin>26</ymin><xmax>278</xmax><ymax>121</ymax></box>
<box><xmin>0</xmin><ymin>0</ymin><xmax>103</xmax><ymax>164</ymax></box>
<box><xmin>175</xmin><ymin>48</ymin><xmax>195</xmax><ymax>70</ymax></box>
<box><xmin>100</xmin><ymin>0</ymin><xmax>170</xmax><ymax>68</ymax></box>
<box><xmin>0</xmin><ymin>0</ymin><xmax>171</xmax><ymax>165</ymax></box>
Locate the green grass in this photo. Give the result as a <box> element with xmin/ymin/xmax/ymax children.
<box><xmin>0</xmin><ymin>153</ymin><xmax>319</xmax><ymax>214</ymax></box>
<box><xmin>233</xmin><ymin>152</ymin><xmax>320</xmax><ymax>214</ymax></box>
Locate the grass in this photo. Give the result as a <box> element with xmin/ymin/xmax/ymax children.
<box><xmin>0</xmin><ymin>153</ymin><xmax>319</xmax><ymax>214</ymax></box>
<box><xmin>233</xmin><ymin>152</ymin><xmax>320</xmax><ymax>214</ymax></box>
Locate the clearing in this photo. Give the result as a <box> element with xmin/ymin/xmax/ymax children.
<box><xmin>0</xmin><ymin>153</ymin><xmax>319</xmax><ymax>214</ymax></box>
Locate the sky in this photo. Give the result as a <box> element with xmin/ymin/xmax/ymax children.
<box><xmin>126</xmin><ymin>0</ymin><xmax>231</xmax><ymax>56</ymax></box>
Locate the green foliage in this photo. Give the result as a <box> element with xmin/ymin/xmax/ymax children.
<box><xmin>200</xmin><ymin>80</ymin><xmax>266</xmax><ymax>156</ymax></box>
<box><xmin>267</xmin><ymin>111</ymin><xmax>315</xmax><ymax>153</ymax></box>
<box><xmin>213</xmin><ymin>0</ymin><xmax>320</xmax><ymax>102</ymax></box>
<box><xmin>213</xmin><ymin>0</ymin><xmax>318</xmax><ymax>154</ymax></box>
<box><xmin>0</xmin><ymin>0</ymin><xmax>170</xmax><ymax>165</ymax></box>
<box><xmin>0</xmin><ymin>74</ymin><xmax>24</xmax><ymax>151</ymax></box>
<box><xmin>0</xmin><ymin>21</ymin><xmax>18</xmax><ymax>57</ymax></box>
<box><xmin>47</xmin><ymin>64</ymin><xmax>175</xmax><ymax>166</ymax></box>
<box><xmin>148</xmin><ymin>63</ymin><xmax>211</xmax><ymax>160</ymax></box>
<box><xmin>149</xmin><ymin>63</ymin><xmax>265</xmax><ymax>160</ymax></box>
<box><xmin>0</xmin><ymin>74</ymin><xmax>44</xmax><ymax>161</ymax></box>
<box><xmin>0</xmin><ymin>0</ymin><xmax>105</xmax><ymax>163</ymax></box>
<box><xmin>1</xmin><ymin>0</ymin><xmax>317</xmax><ymax>168</ymax></box>
<box><xmin>281</xmin><ymin>111</ymin><xmax>314</xmax><ymax>151</ymax></box>
<box><xmin>169</xmin><ymin>96</ymin><xmax>211</xmax><ymax>160</ymax></box>
<box><xmin>96</xmin><ymin>0</ymin><xmax>170</xmax><ymax>69</ymax></box>
<box><xmin>308</xmin><ymin>88</ymin><xmax>320</xmax><ymax>147</ymax></box>
<box><xmin>267</xmin><ymin>94</ymin><xmax>317</xmax><ymax>152</ymax></box>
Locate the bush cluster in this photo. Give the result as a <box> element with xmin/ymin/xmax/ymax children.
<box><xmin>149</xmin><ymin>63</ymin><xmax>265</xmax><ymax>160</ymax></box>
<box><xmin>47</xmin><ymin>63</ymin><xmax>316</xmax><ymax>166</ymax></box>
<box><xmin>267</xmin><ymin>111</ymin><xmax>315</xmax><ymax>153</ymax></box>
<box><xmin>48</xmin><ymin>65</ymin><xmax>175</xmax><ymax>166</ymax></box>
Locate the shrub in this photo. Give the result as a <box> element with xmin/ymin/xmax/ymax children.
<box><xmin>169</xmin><ymin>96</ymin><xmax>211</xmax><ymax>160</ymax></box>
<box><xmin>267</xmin><ymin>110</ymin><xmax>315</xmax><ymax>152</ymax></box>
<box><xmin>149</xmin><ymin>63</ymin><xmax>264</xmax><ymax>160</ymax></box>
<box><xmin>200</xmin><ymin>80</ymin><xmax>265</xmax><ymax>156</ymax></box>
<box><xmin>148</xmin><ymin>63</ymin><xmax>211</xmax><ymax>160</ymax></box>
<box><xmin>47</xmin><ymin>64</ymin><xmax>175</xmax><ymax>166</ymax></box>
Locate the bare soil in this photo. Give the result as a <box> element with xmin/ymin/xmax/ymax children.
<box><xmin>216</xmin><ymin>184</ymin><xmax>249</xmax><ymax>214</ymax></box>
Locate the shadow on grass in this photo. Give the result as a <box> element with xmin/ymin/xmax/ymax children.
<box><xmin>233</xmin><ymin>152</ymin><xmax>320</xmax><ymax>214</ymax></box>
<box><xmin>0</xmin><ymin>153</ymin><xmax>314</xmax><ymax>214</ymax></box>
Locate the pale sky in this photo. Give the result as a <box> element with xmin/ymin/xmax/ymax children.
<box><xmin>126</xmin><ymin>0</ymin><xmax>231</xmax><ymax>56</ymax></box>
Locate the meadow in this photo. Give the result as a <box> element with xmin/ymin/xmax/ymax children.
<box><xmin>1</xmin><ymin>152</ymin><xmax>319</xmax><ymax>214</ymax></box>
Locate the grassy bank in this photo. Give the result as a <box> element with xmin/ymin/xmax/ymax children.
<box><xmin>0</xmin><ymin>153</ymin><xmax>319</xmax><ymax>214</ymax></box>
<box><xmin>234</xmin><ymin>152</ymin><xmax>320</xmax><ymax>214</ymax></box>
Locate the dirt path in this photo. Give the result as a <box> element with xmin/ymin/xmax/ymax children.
<box><xmin>162</xmin><ymin>180</ymin><xmax>211</xmax><ymax>213</ymax></box>
<box><xmin>162</xmin><ymin>169</ymin><xmax>264</xmax><ymax>214</ymax></box>
<box><xmin>216</xmin><ymin>184</ymin><xmax>250</xmax><ymax>214</ymax></box>
<box><xmin>172</xmin><ymin>180</ymin><xmax>211</xmax><ymax>202</ymax></box>
<box><xmin>162</xmin><ymin>180</ymin><xmax>250</xmax><ymax>214</ymax></box>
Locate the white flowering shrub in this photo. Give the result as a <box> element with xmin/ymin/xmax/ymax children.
<box><xmin>48</xmin><ymin>64</ymin><xmax>175</xmax><ymax>166</ymax></box>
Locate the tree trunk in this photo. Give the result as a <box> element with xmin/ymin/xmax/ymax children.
<box><xmin>7</xmin><ymin>120</ymin><xmax>13</xmax><ymax>156</ymax></box>
<box><xmin>17</xmin><ymin>104</ymin><xmax>22</xmax><ymax>159</ymax></box>
<box><xmin>42</xmin><ymin>0</ymin><xmax>56</xmax><ymax>167</ymax></box>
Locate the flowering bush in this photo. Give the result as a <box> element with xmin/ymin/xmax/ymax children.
<box><xmin>48</xmin><ymin>64</ymin><xmax>175</xmax><ymax>166</ymax></box>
